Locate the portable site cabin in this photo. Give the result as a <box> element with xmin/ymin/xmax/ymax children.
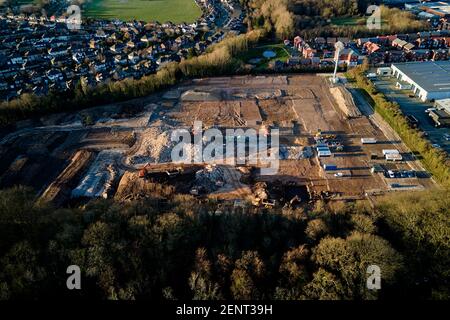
<box><xmin>316</xmin><ymin>142</ymin><xmax>332</xmax><ymax>157</ymax></box>
<box><xmin>382</xmin><ymin>149</ymin><xmax>400</xmax><ymax>156</ymax></box>
<box><xmin>385</xmin><ymin>153</ymin><xmax>403</xmax><ymax>161</ymax></box>
<box><xmin>317</xmin><ymin>147</ymin><xmax>332</xmax><ymax>157</ymax></box>
<box><xmin>323</xmin><ymin>164</ymin><xmax>338</xmax><ymax>171</ymax></box>
<box><xmin>361</xmin><ymin>138</ymin><xmax>377</xmax><ymax>144</ymax></box>
<box><xmin>382</xmin><ymin>149</ymin><xmax>402</xmax><ymax>161</ymax></box>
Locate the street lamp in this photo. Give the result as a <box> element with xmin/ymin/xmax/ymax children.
<box><xmin>333</xmin><ymin>41</ymin><xmax>344</xmax><ymax>83</ymax></box>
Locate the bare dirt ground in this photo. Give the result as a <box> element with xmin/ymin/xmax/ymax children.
<box><xmin>0</xmin><ymin>74</ymin><xmax>436</xmax><ymax>207</ymax></box>
<box><xmin>39</xmin><ymin>150</ymin><xmax>95</xmax><ymax>206</ymax></box>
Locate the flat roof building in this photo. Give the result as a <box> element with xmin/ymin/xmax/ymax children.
<box><xmin>390</xmin><ymin>61</ymin><xmax>450</xmax><ymax>101</ymax></box>
<box><xmin>429</xmin><ymin>109</ymin><xmax>450</xmax><ymax>127</ymax></box>
<box><xmin>435</xmin><ymin>98</ymin><xmax>450</xmax><ymax>113</ymax></box>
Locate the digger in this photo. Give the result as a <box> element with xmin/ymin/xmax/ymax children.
<box><xmin>138</xmin><ymin>163</ymin><xmax>151</xmax><ymax>178</ymax></box>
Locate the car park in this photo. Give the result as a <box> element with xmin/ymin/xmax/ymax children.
<box><xmin>385</xmin><ymin>169</ymin><xmax>416</xmax><ymax>178</ymax></box>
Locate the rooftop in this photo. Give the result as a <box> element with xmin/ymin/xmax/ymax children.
<box><xmin>436</xmin><ymin>98</ymin><xmax>450</xmax><ymax>112</ymax></box>
<box><xmin>392</xmin><ymin>60</ymin><xmax>450</xmax><ymax>92</ymax></box>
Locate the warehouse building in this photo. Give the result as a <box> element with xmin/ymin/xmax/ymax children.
<box><xmin>391</xmin><ymin>61</ymin><xmax>450</xmax><ymax>101</ymax></box>
<box><xmin>435</xmin><ymin>98</ymin><xmax>450</xmax><ymax>113</ymax></box>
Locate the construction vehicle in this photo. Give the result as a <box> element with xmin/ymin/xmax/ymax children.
<box><xmin>315</xmin><ymin>128</ymin><xmax>322</xmax><ymax>138</ymax></box>
<box><xmin>315</xmin><ymin>129</ymin><xmax>336</xmax><ymax>141</ymax></box>
<box><xmin>166</xmin><ymin>167</ymin><xmax>183</xmax><ymax>177</ymax></box>
<box><xmin>262</xmin><ymin>199</ymin><xmax>277</xmax><ymax>208</ymax></box>
<box><xmin>190</xmin><ymin>186</ymin><xmax>205</xmax><ymax>196</ymax></box>
<box><xmin>138</xmin><ymin>164</ymin><xmax>151</xmax><ymax>178</ymax></box>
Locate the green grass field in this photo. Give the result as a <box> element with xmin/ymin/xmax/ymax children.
<box><xmin>330</xmin><ymin>16</ymin><xmax>365</xmax><ymax>26</ymax></box>
<box><xmin>83</xmin><ymin>0</ymin><xmax>202</xmax><ymax>23</ymax></box>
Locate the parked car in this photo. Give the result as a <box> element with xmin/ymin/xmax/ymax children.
<box><xmin>387</xmin><ymin>170</ymin><xmax>396</xmax><ymax>178</ymax></box>
<box><xmin>407</xmin><ymin>170</ymin><xmax>416</xmax><ymax>178</ymax></box>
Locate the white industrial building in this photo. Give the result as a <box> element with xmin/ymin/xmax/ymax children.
<box><xmin>390</xmin><ymin>61</ymin><xmax>450</xmax><ymax>101</ymax></box>
<box><xmin>435</xmin><ymin>98</ymin><xmax>450</xmax><ymax>113</ymax></box>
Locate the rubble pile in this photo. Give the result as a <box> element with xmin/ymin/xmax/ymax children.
<box><xmin>129</xmin><ymin>126</ymin><xmax>188</xmax><ymax>164</ymax></box>
<box><xmin>181</xmin><ymin>90</ymin><xmax>221</xmax><ymax>102</ymax></box>
<box><xmin>191</xmin><ymin>165</ymin><xmax>225</xmax><ymax>195</ymax></box>
<box><xmin>72</xmin><ymin>150</ymin><xmax>123</xmax><ymax>199</ymax></box>
<box><xmin>279</xmin><ymin>145</ymin><xmax>313</xmax><ymax>160</ymax></box>
<box><xmin>255</xmin><ymin>89</ymin><xmax>284</xmax><ymax>100</ymax></box>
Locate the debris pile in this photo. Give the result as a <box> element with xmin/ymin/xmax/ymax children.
<box><xmin>190</xmin><ymin>165</ymin><xmax>225</xmax><ymax>195</ymax></box>
<box><xmin>279</xmin><ymin>145</ymin><xmax>313</xmax><ymax>160</ymax></box>
<box><xmin>181</xmin><ymin>90</ymin><xmax>221</xmax><ymax>101</ymax></box>
<box><xmin>72</xmin><ymin>150</ymin><xmax>123</xmax><ymax>199</ymax></box>
<box><xmin>255</xmin><ymin>89</ymin><xmax>284</xmax><ymax>100</ymax></box>
<box><xmin>329</xmin><ymin>86</ymin><xmax>362</xmax><ymax>118</ymax></box>
<box><xmin>129</xmin><ymin>126</ymin><xmax>189</xmax><ymax>164</ymax></box>
<box><xmin>252</xmin><ymin>182</ymin><xmax>269</xmax><ymax>205</ymax></box>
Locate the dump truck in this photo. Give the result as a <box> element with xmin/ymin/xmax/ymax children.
<box><xmin>138</xmin><ymin>164</ymin><xmax>151</xmax><ymax>178</ymax></box>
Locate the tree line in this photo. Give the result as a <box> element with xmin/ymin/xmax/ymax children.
<box><xmin>241</xmin><ymin>0</ymin><xmax>295</xmax><ymax>39</ymax></box>
<box><xmin>0</xmin><ymin>185</ymin><xmax>448</xmax><ymax>300</ymax></box>
<box><xmin>292</xmin><ymin>5</ymin><xmax>428</xmax><ymax>39</ymax></box>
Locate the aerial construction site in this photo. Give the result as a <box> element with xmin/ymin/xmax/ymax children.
<box><xmin>0</xmin><ymin>74</ymin><xmax>436</xmax><ymax>209</ymax></box>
